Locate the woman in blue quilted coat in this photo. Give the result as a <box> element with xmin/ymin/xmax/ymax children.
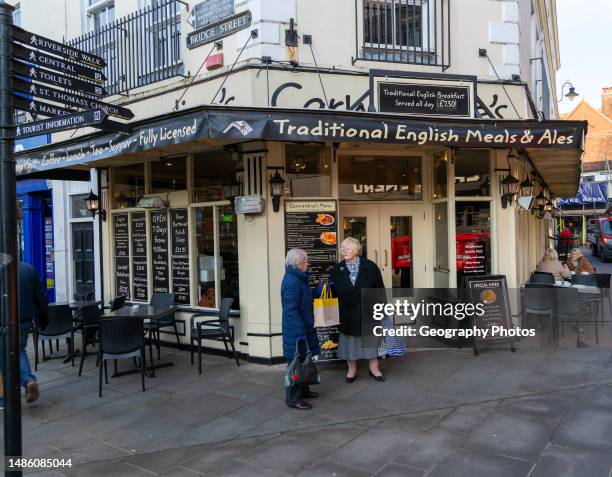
<box><xmin>281</xmin><ymin>248</ymin><xmax>321</xmax><ymax>410</ymax></box>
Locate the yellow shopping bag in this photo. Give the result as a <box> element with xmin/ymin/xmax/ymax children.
<box><xmin>313</xmin><ymin>283</ymin><xmax>340</xmax><ymax>328</ymax></box>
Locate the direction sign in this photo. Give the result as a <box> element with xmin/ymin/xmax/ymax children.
<box><xmin>13</xmin><ymin>95</ymin><xmax>74</xmax><ymax>117</ymax></box>
<box><xmin>13</xmin><ymin>60</ymin><xmax>107</xmax><ymax>97</ymax></box>
<box><xmin>13</xmin><ymin>42</ymin><xmax>105</xmax><ymax>83</ymax></box>
<box><xmin>15</xmin><ymin>108</ymin><xmax>108</xmax><ymax>139</ymax></box>
<box><xmin>12</xmin><ymin>25</ymin><xmax>106</xmax><ymax>69</ymax></box>
<box><xmin>13</xmin><ymin>78</ymin><xmax>133</xmax><ymax>120</ymax></box>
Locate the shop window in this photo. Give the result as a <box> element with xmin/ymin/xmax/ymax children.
<box><xmin>194</xmin><ymin>205</ymin><xmax>239</xmax><ymax>310</ymax></box>
<box><xmin>193</xmin><ymin>151</ymin><xmax>237</xmax><ymax>203</ymax></box>
<box><xmin>285</xmin><ymin>144</ymin><xmax>331</xmax><ymax>197</ymax></box>
<box><xmin>151</xmin><ymin>156</ymin><xmax>187</xmax><ymax>194</ymax></box>
<box><xmin>433</xmin><ymin>152</ymin><xmax>448</xmax><ymax>199</ymax></box>
<box><xmin>70</xmin><ymin>194</ymin><xmax>90</xmax><ymax>219</ymax></box>
<box><xmin>113</xmin><ymin>163</ymin><xmax>145</xmax><ymax>209</ymax></box>
<box><xmin>454</xmin><ymin>150</ymin><xmax>490</xmax><ymax>197</ymax></box>
<box><xmin>456</xmin><ymin>202</ymin><xmax>491</xmax><ymax>285</ymax></box>
<box><xmin>339</xmin><ymin>156</ymin><xmax>422</xmax><ymax>200</ymax></box>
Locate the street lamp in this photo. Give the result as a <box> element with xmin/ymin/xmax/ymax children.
<box><xmin>520</xmin><ymin>174</ymin><xmax>534</xmax><ymax>197</ymax></box>
<box><xmin>85</xmin><ymin>190</ymin><xmax>106</xmax><ymax>221</ymax></box>
<box><xmin>222</xmin><ymin>179</ymin><xmax>242</xmax><ymax>204</ymax></box>
<box><xmin>268</xmin><ymin>169</ymin><xmax>286</xmax><ymax>213</ymax></box>
<box><xmin>558</xmin><ymin>81</ymin><xmax>579</xmax><ymax>102</ymax></box>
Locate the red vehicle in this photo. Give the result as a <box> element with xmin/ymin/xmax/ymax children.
<box><xmin>588</xmin><ymin>217</ymin><xmax>612</xmax><ymax>261</ymax></box>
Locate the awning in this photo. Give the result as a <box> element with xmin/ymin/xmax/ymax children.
<box><xmin>558</xmin><ymin>182</ymin><xmax>608</xmax><ymax>206</ymax></box>
<box><xmin>15</xmin><ymin>106</ymin><xmax>587</xmax><ymax>195</ymax></box>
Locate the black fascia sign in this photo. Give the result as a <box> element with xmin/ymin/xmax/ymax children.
<box><xmin>187</xmin><ymin>11</ymin><xmax>252</xmax><ymax>49</ymax></box>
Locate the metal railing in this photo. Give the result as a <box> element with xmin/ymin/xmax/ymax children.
<box><xmin>356</xmin><ymin>0</ymin><xmax>450</xmax><ymax>69</ymax></box>
<box><xmin>69</xmin><ymin>0</ymin><xmax>183</xmax><ymax>96</ymax></box>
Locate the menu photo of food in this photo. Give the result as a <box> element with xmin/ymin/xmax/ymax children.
<box><xmin>320</xmin><ymin>231</ymin><xmax>337</xmax><ymax>245</ymax></box>
<box><xmin>316</xmin><ymin>213</ymin><xmax>335</xmax><ymax>226</ymax></box>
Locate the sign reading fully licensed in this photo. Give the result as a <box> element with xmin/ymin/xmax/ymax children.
<box><xmin>15</xmin><ymin>109</ymin><xmax>108</xmax><ymax>139</ymax></box>
<box><xmin>187</xmin><ymin>10</ymin><xmax>252</xmax><ymax>49</ymax></box>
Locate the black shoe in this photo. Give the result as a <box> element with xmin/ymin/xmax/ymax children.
<box><xmin>302</xmin><ymin>390</ymin><xmax>319</xmax><ymax>399</ymax></box>
<box><xmin>345</xmin><ymin>375</ymin><xmax>356</xmax><ymax>383</ymax></box>
<box><xmin>369</xmin><ymin>371</ymin><xmax>385</xmax><ymax>382</ymax></box>
<box><xmin>289</xmin><ymin>400</ymin><xmax>312</xmax><ymax>410</ymax></box>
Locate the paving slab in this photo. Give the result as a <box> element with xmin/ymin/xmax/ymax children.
<box><xmin>529</xmin><ymin>444</ymin><xmax>612</xmax><ymax>477</ymax></box>
<box><xmin>427</xmin><ymin>447</ymin><xmax>533</xmax><ymax>477</ymax></box>
<box><xmin>552</xmin><ymin>405</ymin><xmax>612</xmax><ymax>453</ymax></box>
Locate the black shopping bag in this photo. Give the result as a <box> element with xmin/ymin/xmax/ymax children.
<box><xmin>284</xmin><ymin>337</ymin><xmax>320</xmax><ymax>387</ymax></box>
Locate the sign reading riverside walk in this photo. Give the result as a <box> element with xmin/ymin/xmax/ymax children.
<box><xmin>15</xmin><ymin>109</ymin><xmax>107</xmax><ymax>139</ymax></box>
<box><xmin>285</xmin><ymin>200</ymin><xmax>339</xmax><ymax>361</ymax></box>
<box><xmin>463</xmin><ymin>275</ymin><xmax>516</xmax><ymax>356</ymax></box>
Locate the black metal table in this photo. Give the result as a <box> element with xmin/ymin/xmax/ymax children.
<box><xmin>102</xmin><ymin>304</ymin><xmax>177</xmax><ymax>377</ymax></box>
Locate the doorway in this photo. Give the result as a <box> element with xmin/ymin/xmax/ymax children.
<box><xmin>72</xmin><ymin>222</ymin><xmax>95</xmax><ymax>299</ymax></box>
<box><xmin>339</xmin><ymin>204</ymin><xmax>428</xmax><ymax>288</ymax></box>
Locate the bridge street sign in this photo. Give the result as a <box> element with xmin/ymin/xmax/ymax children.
<box><xmin>12</xmin><ymin>25</ymin><xmax>106</xmax><ymax>69</ymax></box>
<box><xmin>13</xmin><ymin>61</ymin><xmax>107</xmax><ymax>97</ymax></box>
<box><xmin>13</xmin><ymin>77</ymin><xmax>134</xmax><ymax>120</ymax></box>
<box><xmin>13</xmin><ymin>42</ymin><xmax>106</xmax><ymax>83</ymax></box>
<box><xmin>13</xmin><ymin>95</ymin><xmax>74</xmax><ymax>117</ymax></box>
<box><xmin>15</xmin><ymin>108</ymin><xmax>108</xmax><ymax>139</ymax></box>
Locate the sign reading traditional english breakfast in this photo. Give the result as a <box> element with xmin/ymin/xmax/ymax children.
<box><xmin>15</xmin><ymin>108</ymin><xmax>587</xmax><ymax>176</ymax></box>
<box><xmin>378</xmin><ymin>82</ymin><xmax>472</xmax><ymax>118</ymax></box>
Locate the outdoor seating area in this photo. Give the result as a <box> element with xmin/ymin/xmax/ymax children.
<box><xmin>33</xmin><ymin>292</ymin><xmax>241</xmax><ymax>398</ymax></box>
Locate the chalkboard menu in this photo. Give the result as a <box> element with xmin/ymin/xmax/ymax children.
<box><xmin>114</xmin><ymin>214</ymin><xmax>130</xmax><ymax>298</ymax></box>
<box><xmin>131</xmin><ymin>212</ymin><xmax>148</xmax><ymax>301</ymax></box>
<box><xmin>285</xmin><ymin>200</ymin><xmax>339</xmax><ymax>361</ymax></box>
<box><xmin>464</xmin><ymin>275</ymin><xmax>515</xmax><ymax>355</ymax></box>
<box><xmin>377</xmin><ymin>82</ymin><xmax>471</xmax><ymax>118</ymax></box>
<box><xmin>151</xmin><ymin>210</ymin><xmax>170</xmax><ymax>294</ymax></box>
<box><xmin>171</xmin><ymin>209</ymin><xmax>190</xmax><ymax>305</ymax></box>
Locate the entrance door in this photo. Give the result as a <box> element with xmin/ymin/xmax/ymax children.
<box><xmin>72</xmin><ymin>223</ymin><xmax>95</xmax><ymax>299</ymax></box>
<box><xmin>340</xmin><ymin>204</ymin><xmax>428</xmax><ymax>288</ymax></box>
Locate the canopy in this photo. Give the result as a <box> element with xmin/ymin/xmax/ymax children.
<box><xmin>15</xmin><ymin>106</ymin><xmax>587</xmax><ymax>195</ymax></box>
<box><xmin>557</xmin><ymin>182</ymin><xmax>607</xmax><ymax>206</ymax></box>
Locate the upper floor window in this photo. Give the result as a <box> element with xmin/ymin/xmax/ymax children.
<box><xmin>358</xmin><ymin>0</ymin><xmax>450</xmax><ymax>68</ymax></box>
<box><xmin>87</xmin><ymin>0</ymin><xmax>115</xmax><ymax>32</ymax></box>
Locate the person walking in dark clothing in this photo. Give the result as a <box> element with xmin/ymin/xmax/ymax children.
<box><xmin>0</xmin><ymin>262</ymin><xmax>48</xmax><ymax>407</ymax></box>
<box><xmin>281</xmin><ymin>249</ymin><xmax>320</xmax><ymax>410</ymax></box>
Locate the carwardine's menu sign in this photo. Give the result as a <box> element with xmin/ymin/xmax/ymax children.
<box><xmin>15</xmin><ymin>108</ymin><xmax>586</xmax><ymax>176</ymax></box>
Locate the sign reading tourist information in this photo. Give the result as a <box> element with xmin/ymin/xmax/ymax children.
<box><xmin>171</xmin><ymin>209</ymin><xmax>190</xmax><ymax>305</ymax></box>
<box><xmin>285</xmin><ymin>200</ymin><xmax>339</xmax><ymax>361</ymax></box>
<box><xmin>114</xmin><ymin>214</ymin><xmax>130</xmax><ymax>299</ymax></box>
<box><xmin>187</xmin><ymin>10</ymin><xmax>252</xmax><ymax>49</ymax></box>
<box><xmin>151</xmin><ymin>210</ymin><xmax>170</xmax><ymax>294</ymax></box>
<box><xmin>131</xmin><ymin>213</ymin><xmax>148</xmax><ymax>301</ymax></box>
<box><xmin>463</xmin><ymin>275</ymin><xmax>515</xmax><ymax>355</ymax></box>
<box><xmin>12</xmin><ymin>61</ymin><xmax>107</xmax><ymax>97</ymax></box>
<box><xmin>378</xmin><ymin>82</ymin><xmax>472</xmax><ymax>118</ymax></box>
<box><xmin>12</xmin><ymin>77</ymin><xmax>132</xmax><ymax>119</ymax></box>
<box><xmin>191</xmin><ymin>0</ymin><xmax>235</xmax><ymax>28</ymax></box>
<box><xmin>12</xmin><ymin>25</ymin><xmax>106</xmax><ymax>69</ymax></box>
<box><xmin>12</xmin><ymin>42</ymin><xmax>105</xmax><ymax>83</ymax></box>
<box><xmin>15</xmin><ymin>109</ymin><xmax>107</xmax><ymax>139</ymax></box>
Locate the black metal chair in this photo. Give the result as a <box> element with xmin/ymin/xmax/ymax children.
<box><xmin>78</xmin><ymin>304</ymin><xmax>103</xmax><ymax>377</ymax></box>
<box><xmin>530</xmin><ymin>272</ymin><xmax>555</xmax><ymax>285</ymax></box>
<box><xmin>98</xmin><ymin>317</ymin><xmax>148</xmax><ymax>397</ymax></box>
<box><xmin>557</xmin><ymin>287</ymin><xmax>598</xmax><ymax>345</ymax></box>
<box><xmin>521</xmin><ymin>284</ymin><xmax>556</xmax><ymax>341</ymax></box>
<box><xmin>571</xmin><ymin>274</ymin><xmax>598</xmax><ymax>287</ymax></box>
<box><xmin>109</xmin><ymin>295</ymin><xmax>127</xmax><ymax>311</ymax></box>
<box><xmin>593</xmin><ymin>273</ymin><xmax>611</xmax><ymax>324</ymax></box>
<box><xmin>35</xmin><ymin>304</ymin><xmax>75</xmax><ymax>370</ymax></box>
<box><xmin>190</xmin><ymin>298</ymin><xmax>239</xmax><ymax>374</ymax></box>
<box><xmin>146</xmin><ymin>292</ymin><xmax>179</xmax><ymax>359</ymax></box>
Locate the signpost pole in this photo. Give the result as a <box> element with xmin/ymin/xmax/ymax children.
<box><xmin>0</xmin><ymin>2</ymin><xmax>22</xmax><ymax>474</ymax></box>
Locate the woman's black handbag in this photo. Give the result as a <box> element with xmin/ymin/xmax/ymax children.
<box><xmin>284</xmin><ymin>337</ymin><xmax>320</xmax><ymax>387</ymax></box>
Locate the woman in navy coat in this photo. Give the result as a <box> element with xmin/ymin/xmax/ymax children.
<box><xmin>281</xmin><ymin>248</ymin><xmax>321</xmax><ymax>410</ymax></box>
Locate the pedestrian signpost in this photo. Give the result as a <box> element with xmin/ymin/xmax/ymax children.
<box><xmin>1</xmin><ymin>5</ymin><xmax>133</xmax><ymax>473</ymax></box>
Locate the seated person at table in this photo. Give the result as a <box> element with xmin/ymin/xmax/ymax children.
<box><xmin>536</xmin><ymin>248</ymin><xmax>571</xmax><ymax>281</ymax></box>
<box><xmin>565</xmin><ymin>248</ymin><xmax>594</xmax><ymax>275</ymax></box>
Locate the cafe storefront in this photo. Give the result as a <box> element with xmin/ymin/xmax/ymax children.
<box><xmin>15</xmin><ymin>88</ymin><xmax>587</xmax><ymax>362</ymax></box>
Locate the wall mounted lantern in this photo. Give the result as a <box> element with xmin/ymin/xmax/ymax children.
<box><xmin>222</xmin><ymin>179</ymin><xmax>242</xmax><ymax>205</ymax></box>
<box><xmin>85</xmin><ymin>190</ymin><xmax>106</xmax><ymax>221</ymax></box>
<box><xmin>268</xmin><ymin>168</ymin><xmax>286</xmax><ymax>213</ymax></box>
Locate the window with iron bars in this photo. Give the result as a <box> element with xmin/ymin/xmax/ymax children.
<box><xmin>358</xmin><ymin>0</ymin><xmax>450</xmax><ymax>69</ymax></box>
